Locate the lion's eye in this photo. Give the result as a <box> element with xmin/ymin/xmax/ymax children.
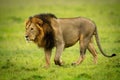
<box><xmin>31</xmin><ymin>28</ymin><xmax>33</xmax><ymax>30</ymax></box>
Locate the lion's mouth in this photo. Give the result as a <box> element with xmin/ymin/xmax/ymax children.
<box><xmin>25</xmin><ymin>36</ymin><xmax>35</xmax><ymax>42</ymax></box>
<box><xmin>25</xmin><ymin>37</ymin><xmax>30</xmax><ymax>41</ymax></box>
<box><xmin>25</xmin><ymin>38</ymin><xmax>30</xmax><ymax>41</ymax></box>
<box><xmin>25</xmin><ymin>36</ymin><xmax>31</xmax><ymax>41</ymax></box>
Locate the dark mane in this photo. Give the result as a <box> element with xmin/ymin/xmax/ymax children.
<box><xmin>33</xmin><ymin>13</ymin><xmax>57</xmax><ymax>50</ymax></box>
<box><xmin>34</xmin><ymin>13</ymin><xmax>57</xmax><ymax>25</ymax></box>
<box><xmin>35</xmin><ymin>13</ymin><xmax>57</xmax><ymax>18</ymax></box>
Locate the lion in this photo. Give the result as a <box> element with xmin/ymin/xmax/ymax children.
<box><xmin>25</xmin><ymin>13</ymin><xmax>116</xmax><ymax>67</ymax></box>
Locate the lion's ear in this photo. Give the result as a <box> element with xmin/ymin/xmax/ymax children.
<box><xmin>25</xmin><ymin>19</ymin><xmax>29</xmax><ymax>26</ymax></box>
<box><xmin>25</xmin><ymin>16</ymin><xmax>33</xmax><ymax>26</ymax></box>
<box><xmin>32</xmin><ymin>17</ymin><xmax>43</xmax><ymax>26</ymax></box>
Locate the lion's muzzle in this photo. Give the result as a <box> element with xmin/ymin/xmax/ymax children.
<box><xmin>25</xmin><ymin>35</ymin><xmax>30</xmax><ymax>41</ymax></box>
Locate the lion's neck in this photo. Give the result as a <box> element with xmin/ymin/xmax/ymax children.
<box><xmin>34</xmin><ymin>34</ymin><xmax>55</xmax><ymax>50</ymax></box>
<box><xmin>33</xmin><ymin>30</ymin><xmax>55</xmax><ymax>50</ymax></box>
<box><xmin>34</xmin><ymin>36</ymin><xmax>45</xmax><ymax>48</ymax></box>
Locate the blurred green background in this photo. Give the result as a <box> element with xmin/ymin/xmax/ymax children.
<box><xmin>0</xmin><ymin>0</ymin><xmax>120</xmax><ymax>80</ymax></box>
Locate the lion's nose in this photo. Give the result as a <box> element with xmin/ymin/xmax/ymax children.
<box><xmin>25</xmin><ymin>35</ymin><xmax>29</xmax><ymax>38</ymax></box>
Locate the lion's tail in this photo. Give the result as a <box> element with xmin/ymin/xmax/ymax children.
<box><xmin>94</xmin><ymin>27</ymin><xmax>116</xmax><ymax>57</ymax></box>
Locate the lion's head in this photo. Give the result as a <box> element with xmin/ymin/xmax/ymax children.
<box><xmin>25</xmin><ymin>13</ymin><xmax>57</xmax><ymax>49</ymax></box>
<box><xmin>25</xmin><ymin>17</ymin><xmax>44</xmax><ymax>42</ymax></box>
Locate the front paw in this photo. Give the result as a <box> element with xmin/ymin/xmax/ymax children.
<box><xmin>54</xmin><ymin>59</ymin><xmax>63</xmax><ymax>66</ymax></box>
<box><xmin>43</xmin><ymin>64</ymin><xmax>50</xmax><ymax>68</ymax></box>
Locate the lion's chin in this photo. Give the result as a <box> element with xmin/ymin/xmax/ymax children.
<box><xmin>25</xmin><ymin>37</ymin><xmax>35</xmax><ymax>42</ymax></box>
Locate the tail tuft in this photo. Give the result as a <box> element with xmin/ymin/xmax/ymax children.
<box><xmin>111</xmin><ymin>53</ymin><xmax>116</xmax><ymax>57</ymax></box>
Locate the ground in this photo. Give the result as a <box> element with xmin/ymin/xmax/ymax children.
<box><xmin>0</xmin><ymin>0</ymin><xmax>120</xmax><ymax>80</ymax></box>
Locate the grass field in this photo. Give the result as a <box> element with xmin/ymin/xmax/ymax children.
<box><xmin>0</xmin><ymin>0</ymin><xmax>120</xmax><ymax>80</ymax></box>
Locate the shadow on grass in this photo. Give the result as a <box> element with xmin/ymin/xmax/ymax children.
<box><xmin>1</xmin><ymin>59</ymin><xmax>14</xmax><ymax>69</ymax></box>
<box><xmin>21</xmin><ymin>66</ymin><xmax>38</xmax><ymax>71</ymax></box>
<box><xmin>22</xmin><ymin>75</ymin><xmax>45</xmax><ymax>80</ymax></box>
<box><xmin>74</xmin><ymin>73</ymin><xmax>91</xmax><ymax>80</ymax></box>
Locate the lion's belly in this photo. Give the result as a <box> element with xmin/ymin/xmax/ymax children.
<box><xmin>62</xmin><ymin>28</ymin><xmax>80</xmax><ymax>48</ymax></box>
<box><xmin>64</xmin><ymin>37</ymin><xmax>79</xmax><ymax>48</ymax></box>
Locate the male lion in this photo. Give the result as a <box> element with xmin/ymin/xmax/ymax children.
<box><xmin>25</xmin><ymin>13</ymin><xmax>116</xmax><ymax>67</ymax></box>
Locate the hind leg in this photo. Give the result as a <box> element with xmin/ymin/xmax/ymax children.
<box><xmin>72</xmin><ymin>35</ymin><xmax>91</xmax><ymax>65</ymax></box>
<box><xmin>88</xmin><ymin>40</ymin><xmax>98</xmax><ymax>64</ymax></box>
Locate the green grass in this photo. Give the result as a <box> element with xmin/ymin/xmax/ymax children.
<box><xmin>0</xmin><ymin>0</ymin><xmax>120</xmax><ymax>80</ymax></box>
